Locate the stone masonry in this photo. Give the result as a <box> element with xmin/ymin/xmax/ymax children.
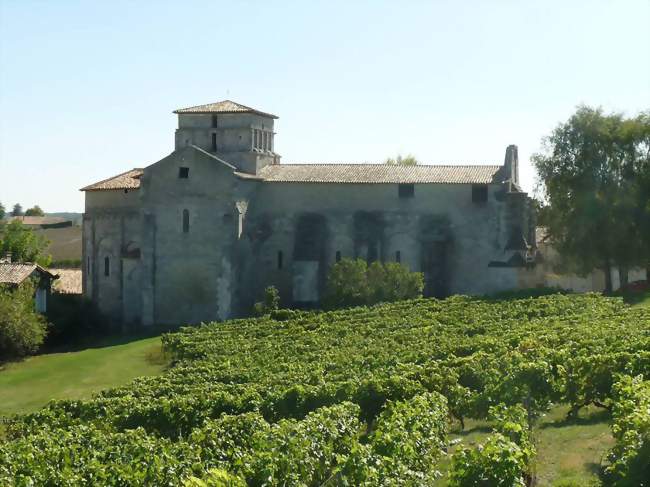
<box><xmin>81</xmin><ymin>100</ymin><xmax>537</xmax><ymax>328</ymax></box>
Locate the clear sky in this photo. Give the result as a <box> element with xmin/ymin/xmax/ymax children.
<box><xmin>1</xmin><ymin>0</ymin><xmax>648</xmax><ymax>212</ymax></box>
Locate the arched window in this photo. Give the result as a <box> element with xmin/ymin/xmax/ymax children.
<box><xmin>104</xmin><ymin>256</ymin><xmax>110</xmax><ymax>276</ymax></box>
<box><xmin>182</xmin><ymin>209</ymin><xmax>190</xmax><ymax>233</ymax></box>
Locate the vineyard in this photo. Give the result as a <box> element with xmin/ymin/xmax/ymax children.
<box><xmin>1</xmin><ymin>294</ymin><xmax>649</xmax><ymax>485</ymax></box>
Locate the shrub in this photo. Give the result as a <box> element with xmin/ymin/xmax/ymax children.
<box><xmin>253</xmin><ymin>286</ymin><xmax>280</xmax><ymax>316</ymax></box>
<box><xmin>449</xmin><ymin>403</ymin><xmax>535</xmax><ymax>486</ymax></box>
<box><xmin>45</xmin><ymin>295</ymin><xmax>110</xmax><ymax>346</ymax></box>
<box><xmin>449</xmin><ymin>433</ymin><xmax>529</xmax><ymax>487</ymax></box>
<box><xmin>324</xmin><ymin>258</ymin><xmax>423</xmax><ymax>309</ymax></box>
<box><xmin>604</xmin><ymin>375</ymin><xmax>650</xmax><ymax>485</ymax></box>
<box><xmin>0</xmin><ymin>282</ymin><xmax>48</xmax><ymax>360</ymax></box>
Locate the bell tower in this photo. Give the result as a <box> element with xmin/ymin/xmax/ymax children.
<box><xmin>173</xmin><ymin>100</ymin><xmax>280</xmax><ymax>174</ymax></box>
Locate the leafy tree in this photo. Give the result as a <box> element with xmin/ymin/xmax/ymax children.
<box><xmin>324</xmin><ymin>258</ymin><xmax>423</xmax><ymax>309</ymax></box>
<box><xmin>532</xmin><ymin>106</ymin><xmax>650</xmax><ymax>292</ymax></box>
<box><xmin>384</xmin><ymin>154</ymin><xmax>418</xmax><ymax>166</ymax></box>
<box><xmin>0</xmin><ymin>201</ymin><xmax>5</xmax><ymax>220</ymax></box>
<box><xmin>0</xmin><ymin>220</ymin><xmax>51</xmax><ymax>265</ymax></box>
<box><xmin>12</xmin><ymin>203</ymin><xmax>23</xmax><ymax>217</ymax></box>
<box><xmin>24</xmin><ymin>205</ymin><xmax>45</xmax><ymax>217</ymax></box>
<box><xmin>0</xmin><ymin>282</ymin><xmax>49</xmax><ymax>360</ymax></box>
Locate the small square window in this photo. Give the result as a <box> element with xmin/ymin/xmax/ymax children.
<box><xmin>472</xmin><ymin>184</ymin><xmax>488</xmax><ymax>203</ymax></box>
<box><xmin>179</xmin><ymin>167</ymin><xmax>189</xmax><ymax>179</ymax></box>
<box><xmin>398</xmin><ymin>184</ymin><xmax>415</xmax><ymax>198</ymax></box>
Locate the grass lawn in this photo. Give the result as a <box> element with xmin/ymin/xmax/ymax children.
<box><xmin>435</xmin><ymin>404</ymin><xmax>612</xmax><ymax>486</ymax></box>
<box><xmin>0</xmin><ymin>335</ymin><xmax>168</xmax><ymax>417</ymax></box>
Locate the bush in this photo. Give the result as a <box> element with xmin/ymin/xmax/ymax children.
<box><xmin>449</xmin><ymin>434</ymin><xmax>529</xmax><ymax>487</ymax></box>
<box><xmin>0</xmin><ymin>282</ymin><xmax>48</xmax><ymax>360</ymax></box>
<box><xmin>253</xmin><ymin>286</ymin><xmax>280</xmax><ymax>316</ymax></box>
<box><xmin>324</xmin><ymin>258</ymin><xmax>423</xmax><ymax>309</ymax></box>
<box><xmin>449</xmin><ymin>404</ymin><xmax>535</xmax><ymax>486</ymax></box>
<box><xmin>604</xmin><ymin>375</ymin><xmax>650</xmax><ymax>485</ymax></box>
<box><xmin>45</xmin><ymin>295</ymin><xmax>110</xmax><ymax>346</ymax></box>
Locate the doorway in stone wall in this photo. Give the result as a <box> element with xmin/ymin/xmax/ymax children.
<box><xmin>422</xmin><ymin>241</ymin><xmax>448</xmax><ymax>298</ymax></box>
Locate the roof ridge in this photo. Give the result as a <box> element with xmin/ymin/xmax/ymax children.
<box><xmin>273</xmin><ymin>163</ymin><xmax>502</xmax><ymax>167</ymax></box>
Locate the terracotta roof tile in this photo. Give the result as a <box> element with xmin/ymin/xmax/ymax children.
<box><xmin>50</xmin><ymin>268</ymin><xmax>82</xmax><ymax>294</ymax></box>
<box><xmin>173</xmin><ymin>100</ymin><xmax>278</xmax><ymax>119</ymax></box>
<box><xmin>256</xmin><ymin>164</ymin><xmax>505</xmax><ymax>184</ymax></box>
<box><xmin>81</xmin><ymin>169</ymin><xmax>143</xmax><ymax>191</ymax></box>
<box><xmin>8</xmin><ymin>216</ymin><xmax>68</xmax><ymax>226</ymax></box>
<box><xmin>0</xmin><ymin>263</ymin><xmax>57</xmax><ymax>285</ymax></box>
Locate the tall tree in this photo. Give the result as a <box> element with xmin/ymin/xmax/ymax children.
<box><xmin>25</xmin><ymin>205</ymin><xmax>45</xmax><ymax>217</ymax></box>
<box><xmin>532</xmin><ymin>106</ymin><xmax>650</xmax><ymax>292</ymax></box>
<box><xmin>12</xmin><ymin>203</ymin><xmax>23</xmax><ymax>217</ymax></box>
<box><xmin>385</xmin><ymin>154</ymin><xmax>419</xmax><ymax>166</ymax></box>
<box><xmin>0</xmin><ymin>220</ymin><xmax>51</xmax><ymax>265</ymax></box>
<box><xmin>0</xmin><ymin>202</ymin><xmax>5</xmax><ymax>221</ymax></box>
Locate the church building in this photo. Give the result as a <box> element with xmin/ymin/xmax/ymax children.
<box><xmin>81</xmin><ymin>100</ymin><xmax>537</xmax><ymax>327</ymax></box>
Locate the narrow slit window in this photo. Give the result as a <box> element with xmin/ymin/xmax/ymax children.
<box><xmin>398</xmin><ymin>184</ymin><xmax>415</xmax><ymax>198</ymax></box>
<box><xmin>211</xmin><ymin>115</ymin><xmax>218</xmax><ymax>128</ymax></box>
<box><xmin>396</xmin><ymin>251</ymin><xmax>401</xmax><ymax>263</ymax></box>
<box><xmin>104</xmin><ymin>257</ymin><xmax>110</xmax><ymax>277</ymax></box>
<box><xmin>182</xmin><ymin>209</ymin><xmax>190</xmax><ymax>233</ymax></box>
<box><xmin>211</xmin><ymin>133</ymin><xmax>217</xmax><ymax>152</ymax></box>
<box><xmin>335</xmin><ymin>251</ymin><xmax>341</xmax><ymax>262</ymax></box>
<box><xmin>472</xmin><ymin>184</ymin><xmax>488</xmax><ymax>203</ymax></box>
<box><xmin>87</xmin><ymin>257</ymin><xmax>91</xmax><ymax>275</ymax></box>
<box><xmin>178</xmin><ymin>167</ymin><xmax>189</xmax><ymax>178</ymax></box>
<box><xmin>277</xmin><ymin>251</ymin><xmax>283</xmax><ymax>269</ymax></box>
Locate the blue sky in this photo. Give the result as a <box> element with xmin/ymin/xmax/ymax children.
<box><xmin>1</xmin><ymin>0</ymin><xmax>648</xmax><ymax>212</ymax></box>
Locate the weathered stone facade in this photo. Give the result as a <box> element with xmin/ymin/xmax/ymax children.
<box><xmin>82</xmin><ymin>100</ymin><xmax>537</xmax><ymax>327</ymax></box>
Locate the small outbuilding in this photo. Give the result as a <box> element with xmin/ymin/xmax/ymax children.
<box><xmin>0</xmin><ymin>254</ymin><xmax>58</xmax><ymax>312</ymax></box>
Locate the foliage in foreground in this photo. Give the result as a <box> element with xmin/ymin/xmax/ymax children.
<box><xmin>1</xmin><ymin>294</ymin><xmax>649</xmax><ymax>484</ymax></box>
<box><xmin>0</xmin><ymin>282</ymin><xmax>48</xmax><ymax>360</ymax></box>
<box><xmin>604</xmin><ymin>375</ymin><xmax>650</xmax><ymax>486</ymax></box>
<box><xmin>449</xmin><ymin>404</ymin><xmax>535</xmax><ymax>486</ymax></box>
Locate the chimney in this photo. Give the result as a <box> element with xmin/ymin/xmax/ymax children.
<box><xmin>504</xmin><ymin>144</ymin><xmax>519</xmax><ymax>186</ymax></box>
<box><xmin>0</xmin><ymin>251</ymin><xmax>12</xmax><ymax>264</ymax></box>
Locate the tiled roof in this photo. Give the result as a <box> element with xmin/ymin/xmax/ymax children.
<box><xmin>50</xmin><ymin>268</ymin><xmax>82</xmax><ymax>294</ymax></box>
<box><xmin>82</xmin><ymin>161</ymin><xmax>505</xmax><ymax>192</ymax></box>
<box><xmin>81</xmin><ymin>169</ymin><xmax>143</xmax><ymax>191</ymax></box>
<box><xmin>9</xmin><ymin>216</ymin><xmax>68</xmax><ymax>226</ymax></box>
<box><xmin>173</xmin><ymin>100</ymin><xmax>278</xmax><ymax>119</ymax></box>
<box><xmin>0</xmin><ymin>263</ymin><xmax>57</xmax><ymax>285</ymax></box>
<box><xmin>255</xmin><ymin>164</ymin><xmax>504</xmax><ymax>184</ymax></box>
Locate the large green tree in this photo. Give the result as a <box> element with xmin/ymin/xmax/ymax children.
<box><xmin>532</xmin><ymin>106</ymin><xmax>650</xmax><ymax>292</ymax></box>
<box><xmin>24</xmin><ymin>205</ymin><xmax>45</xmax><ymax>217</ymax></box>
<box><xmin>0</xmin><ymin>220</ymin><xmax>51</xmax><ymax>266</ymax></box>
<box><xmin>385</xmin><ymin>154</ymin><xmax>418</xmax><ymax>166</ymax></box>
<box><xmin>12</xmin><ymin>203</ymin><xmax>23</xmax><ymax>217</ymax></box>
<box><xmin>0</xmin><ymin>201</ymin><xmax>5</xmax><ymax>220</ymax></box>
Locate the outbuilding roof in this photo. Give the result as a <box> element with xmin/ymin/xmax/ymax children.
<box><xmin>50</xmin><ymin>268</ymin><xmax>82</xmax><ymax>294</ymax></box>
<box><xmin>173</xmin><ymin>100</ymin><xmax>278</xmax><ymax>119</ymax></box>
<box><xmin>0</xmin><ymin>263</ymin><xmax>58</xmax><ymax>286</ymax></box>
<box><xmin>80</xmin><ymin>168</ymin><xmax>143</xmax><ymax>191</ymax></box>
<box><xmin>255</xmin><ymin>163</ymin><xmax>504</xmax><ymax>184</ymax></box>
<box><xmin>8</xmin><ymin>216</ymin><xmax>68</xmax><ymax>226</ymax></box>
